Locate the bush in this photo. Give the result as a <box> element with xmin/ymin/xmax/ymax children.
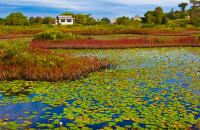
<box><xmin>5</xmin><ymin>12</ymin><xmax>28</xmax><ymax>25</ymax></box>
<box><xmin>142</xmin><ymin>24</ymin><xmax>155</xmax><ymax>28</ymax></box>
<box><xmin>33</xmin><ymin>31</ymin><xmax>76</xmax><ymax>40</ymax></box>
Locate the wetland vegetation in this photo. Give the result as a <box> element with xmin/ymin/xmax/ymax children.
<box><xmin>0</xmin><ymin>1</ymin><xmax>200</xmax><ymax>129</ymax></box>
<box><xmin>0</xmin><ymin>39</ymin><xmax>200</xmax><ymax>129</ymax></box>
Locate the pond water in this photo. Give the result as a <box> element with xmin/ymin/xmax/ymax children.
<box><xmin>0</xmin><ymin>47</ymin><xmax>200</xmax><ymax>129</ymax></box>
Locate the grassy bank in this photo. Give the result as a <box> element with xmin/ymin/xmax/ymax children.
<box><xmin>0</xmin><ymin>25</ymin><xmax>200</xmax><ymax>39</ymax></box>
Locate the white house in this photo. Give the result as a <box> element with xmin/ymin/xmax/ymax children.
<box><xmin>110</xmin><ymin>18</ymin><xmax>116</xmax><ymax>24</ymax></box>
<box><xmin>190</xmin><ymin>0</ymin><xmax>200</xmax><ymax>7</ymax></box>
<box><xmin>133</xmin><ymin>16</ymin><xmax>142</xmax><ymax>22</ymax></box>
<box><xmin>56</xmin><ymin>15</ymin><xmax>75</xmax><ymax>25</ymax></box>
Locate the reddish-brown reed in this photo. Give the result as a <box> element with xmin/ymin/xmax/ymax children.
<box><xmin>30</xmin><ymin>36</ymin><xmax>200</xmax><ymax>49</ymax></box>
<box><xmin>0</xmin><ymin>49</ymin><xmax>109</xmax><ymax>81</ymax></box>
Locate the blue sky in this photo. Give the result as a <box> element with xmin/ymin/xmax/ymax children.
<box><xmin>0</xmin><ymin>0</ymin><xmax>190</xmax><ymax>18</ymax></box>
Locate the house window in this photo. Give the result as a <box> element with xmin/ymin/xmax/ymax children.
<box><xmin>67</xmin><ymin>19</ymin><xmax>72</xmax><ymax>23</ymax></box>
<box><xmin>61</xmin><ymin>19</ymin><xmax>65</xmax><ymax>22</ymax></box>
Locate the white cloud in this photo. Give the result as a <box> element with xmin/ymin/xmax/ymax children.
<box><xmin>0</xmin><ymin>0</ymin><xmax>89</xmax><ymax>10</ymax></box>
<box><xmin>106</xmin><ymin>0</ymin><xmax>189</xmax><ymax>6</ymax></box>
<box><xmin>0</xmin><ymin>0</ymin><xmax>190</xmax><ymax>9</ymax></box>
<box><xmin>0</xmin><ymin>0</ymin><xmax>191</xmax><ymax>18</ymax></box>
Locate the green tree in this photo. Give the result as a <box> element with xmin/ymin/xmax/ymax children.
<box><xmin>154</xmin><ymin>7</ymin><xmax>164</xmax><ymax>24</ymax></box>
<box><xmin>178</xmin><ymin>2</ymin><xmax>188</xmax><ymax>12</ymax></box>
<box><xmin>167</xmin><ymin>8</ymin><xmax>175</xmax><ymax>20</ymax></box>
<box><xmin>5</xmin><ymin>12</ymin><xmax>28</xmax><ymax>25</ymax></box>
<box><xmin>86</xmin><ymin>15</ymin><xmax>97</xmax><ymax>25</ymax></box>
<box><xmin>60</xmin><ymin>12</ymin><xmax>74</xmax><ymax>16</ymax></box>
<box><xmin>29</xmin><ymin>17</ymin><xmax>43</xmax><ymax>24</ymax></box>
<box><xmin>190</xmin><ymin>6</ymin><xmax>200</xmax><ymax>26</ymax></box>
<box><xmin>29</xmin><ymin>17</ymin><xmax>34</xmax><ymax>24</ymax></box>
<box><xmin>144</xmin><ymin>7</ymin><xmax>169</xmax><ymax>25</ymax></box>
<box><xmin>162</xmin><ymin>15</ymin><xmax>169</xmax><ymax>24</ymax></box>
<box><xmin>145</xmin><ymin>11</ymin><xmax>155</xmax><ymax>24</ymax></box>
<box><xmin>0</xmin><ymin>18</ymin><xmax>5</xmax><ymax>25</ymax></box>
<box><xmin>172</xmin><ymin>11</ymin><xmax>187</xmax><ymax>19</ymax></box>
<box><xmin>74</xmin><ymin>14</ymin><xmax>97</xmax><ymax>25</ymax></box>
<box><xmin>115</xmin><ymin>16</ymin><xmax>132</xmax><ymax>25</ymax></box>
<box><xmin>99</xmin><ymin>17</ymin><xmax>111</xmax><ymax>25</ymax></box>
<box><xmin>43</xmin><ymin>17</ymin><xmax>55</xmax><ymax>24</ymax></box>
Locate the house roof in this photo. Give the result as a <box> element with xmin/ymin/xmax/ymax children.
<box><xmin>57</xmin><ymin>15</ymin><xmax>75</xmax><ymax>19</ymax></box>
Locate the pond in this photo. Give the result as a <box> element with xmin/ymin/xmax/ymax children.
<box><xmin>0</xmin><ymin>47</ymin><xmax>200</xmax><ymax>129</ymax></box>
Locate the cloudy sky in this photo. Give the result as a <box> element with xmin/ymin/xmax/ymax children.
<box><xmin>0</xmin><ymin>0</ymin><xmax>190</xmax><ymax>18</ymax></box>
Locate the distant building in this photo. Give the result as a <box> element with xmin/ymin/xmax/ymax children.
<box><xmin>190</xmin><ymin>0</ymin><xmax>200</xmax><ymax>7</ymax></box>
<box><xmin>133</xmin><ymin>16</ymin><xmax>142</xmax><ymax>22</ymax></box>
<box><xmin>110</xmin><ymin>18</ymin><xmax>116</xmax><ymax>24</ymax></box>
<box><xmin>56</xmin><ymin>15</ymin><xmax>75</xmax><ymax>25</ymax></box>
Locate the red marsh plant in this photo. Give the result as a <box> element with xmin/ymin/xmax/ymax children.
<box><xmin>31</xmin><ymin>36</ymin><xmax>200</xmax><ymax>49</ymax></box>
<box><xmin>0</xmin><ymin>47</ymin><xmax>109</xmax><ymax>81</ymax></box>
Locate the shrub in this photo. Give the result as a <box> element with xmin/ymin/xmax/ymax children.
<box><xmin>33</xmin><ymin>30</ymin><xmax>86</xmax><ymax>41</ymax></box>
<box><xmin>33</xmin><ymin>31</ymin><xmax>65</xmax><ymax>40</ymax></box>
<box><xmin>0</xmin><ymin>42</ymin><xmax>27</xmax><ymax>64</ymax></box>
<box><xmin>5</xmin><ymin>12</ymin><xmax>28</xmax><ymax>25</ymax></box>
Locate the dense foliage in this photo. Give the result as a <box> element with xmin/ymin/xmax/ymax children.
<box><xmin>33</xmin><ymin>31</ymin><xmax>81</xmax><ymax>41</ymax></box>
<box><xmin>115</xmin><ymin>16</ymin><xmax>133</xmax><ymax>25</ymax></box>
<box><xmin>144</xmin><ymin>7</ymin><xmax>169</xmax><ymax>25</ymax></box>
<box><xmin>190</xmin><ymin>6</ymin><xmax>200</xmax><ymax>27</ymax></box>
<box><xmin>5</xmin><ymin>12</ymin><xmax>28</xmax><ymax>25</ymax></box>
<box><xmin>0</xmin><ymin>18</ymin><xmax>5</xmax><ymax>25</ymax></box>
<box><xmin>29</xmin><ymin>16</ymin><xmax>55</xmax><ymax>25</ymax></box>
<box><xmin>98</xmin><ymin>17</ymin><xmax>111</xmax><ymax>25</ymax></box>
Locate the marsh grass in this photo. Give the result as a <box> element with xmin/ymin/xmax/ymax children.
<box><xmin>0</xmin><ymin>39</ymin><xmax>109</xmax><ymax>81</ymax></box>
<box><xmin>31</xmin><ymin>36</ymin><xmax>199</xmax><ymax>49</ymax></box>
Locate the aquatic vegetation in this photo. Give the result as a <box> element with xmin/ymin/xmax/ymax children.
<box><xmin>0</xmin><ymin>47</ymin><xmax>200</xmax><ymax>129</ymax></box>
<box><xmin>0</xmin><ymin>40</ymin><xmax>110</xmax><ymax>81</ymax></box>
<box><xmin>30</xmin><ymin>36</ymin><xmax>200</xmax><ymax>49</ymax></box>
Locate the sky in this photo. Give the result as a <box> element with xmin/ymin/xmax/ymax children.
<box><xmin>0</xmin><ymin>0</ymin><xmax>190</xmax><ymax>18</ymax></box>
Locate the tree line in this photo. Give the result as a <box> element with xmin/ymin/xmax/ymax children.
<box><xmin>0</xmin><ymin>2</ymin><xmax>199</xmax><ymax>26</ymax></box>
